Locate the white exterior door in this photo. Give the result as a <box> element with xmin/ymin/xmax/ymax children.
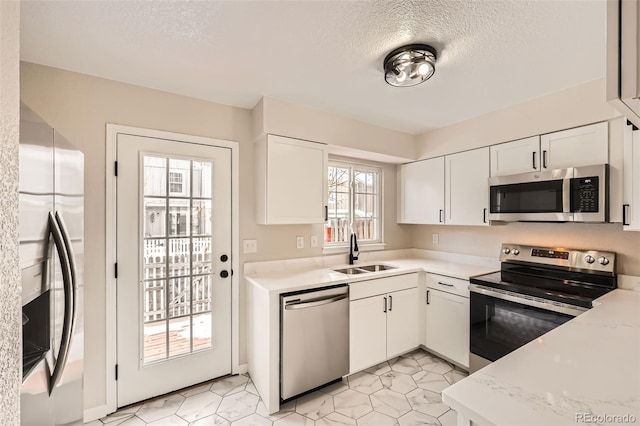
<box><xmin>116</xmin><ymin>133</ymin><xmax>232</xmax><ymax>406</ymax></box>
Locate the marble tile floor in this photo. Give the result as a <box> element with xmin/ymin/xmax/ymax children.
<box><xmin>86</xmin><ymin>349</ymin><xmax>467</xmax><ymax>426</ymax></box>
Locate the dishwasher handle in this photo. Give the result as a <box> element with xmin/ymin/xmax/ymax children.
<box><xmin>284</xmin><ymin>294</ymin><xmax>348</xmax><ymax>310</ymax></box>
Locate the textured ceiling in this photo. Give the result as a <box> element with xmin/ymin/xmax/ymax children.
<box><xmin>20</xmin><ymin>0</ymin><xmax>606</xmax><ymax>135</ymax></box>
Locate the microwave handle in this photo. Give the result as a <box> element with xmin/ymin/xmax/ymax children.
<box><xmin>562</xmin><ymin>175</ymin><xmax>571</xmax><ymax>214</ymax></box>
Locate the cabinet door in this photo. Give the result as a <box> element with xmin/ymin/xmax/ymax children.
<box><xmin>425</xmin><ymin>289</ymin><xmax>469</xmax><ymax>368</ymax></box>
<box><xmin>263</xmin><ymin>135</ymin><xmax>327</xmax><ymax>224</ymax></box>
<box><xmin>540</xmin><ymin>122</ymin><xmax>608</xmax><ymax>170</ymax></box>
<box><xmin>490</xmin><ymin>136</ymin><xmax>540</xmax><ymax>176</ymax></box>
<box><xmin>623</xmin><ymin>128</ymin><xmax>640</xmax><ymax>231</ymax></box>
<box><xmin>398</xmin><ymin>157</ymin><xmax>445</xmax><ymax>224</ymax></box>
<box><xmin>445</xmin><ymin>147</ymin><xmax>490</xmax><ymax>226</ymax></box>
<box><xmin>350</xmin><ymin>296</ymin><xmax>387</xmax><ymax>373</ymax></box>
<box><xmin>386</xmin><ymin>288</ymin><xmax>418</xmax><ymax>358</ymax></box>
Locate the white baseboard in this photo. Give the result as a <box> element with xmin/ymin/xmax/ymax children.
<box><xmin>234</xmin><ymin>363</ymin><xmax>249</xmax><ymax>375</ymax></box>
<box><xmin>84</xmin><ymin>404</ymin><xmax>111</xmax><ymax>423</ymax></box>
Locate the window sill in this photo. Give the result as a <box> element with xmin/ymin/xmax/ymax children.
<box><xmin>322</xmin><ymin>243</ymin><xmax>387</xmax><ymax>255</ymax></box>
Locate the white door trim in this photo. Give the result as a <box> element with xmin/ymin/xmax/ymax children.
<box><xmin>104</xmin><ymin>124</ymin><xmax>240</xmax><ymax>417</ymax></box>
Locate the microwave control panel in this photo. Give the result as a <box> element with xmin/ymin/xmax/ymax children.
<box><xmin>571</xmin><ymin>176</ymin><xmax>599</xmax><ymax>213</ymax></box>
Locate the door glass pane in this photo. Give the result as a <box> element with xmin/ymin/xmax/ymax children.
<box><xmin>141</xmin><ymin>154</ymin><xmax>215</xmax><ymax>365</ymax></box>
<box><xmin>168</xmin><ymin>238</ymin><xmax>190</xmax><ymax>277</ymax></box>
<box><xmin>192</xmin><ymin>161</ymin><xmax>212</xmax><ymax>198</ymax></box>
<box><xmin>192</xmin><ymin>238</ymin><xmax>212</xmax><ymax>275</ymax></box>
<box><xmin>169</xmin><ymin>199</ymin><xmax>190</xmax><ymax>236</ymax></box>
<box><xmin>143</xmin><ymin>239</ymin><xmax>166</xmax><ymax>279</ymax></box>
<box><xmin>168</xmin><ymin>317</ymin><xmax>191</xmax><ymax>357</ymax></box>
<box><xmin>192</xmin><ymin>200</ymin><xmax>212</xmax><ymax>236</ymax></box>
<box><xmin>169</xmin><ymin>159</ymin><xmax>191</xmax><ymax>197</ymax></box>
<box><xmin>144</xmin><ymin>198</ymin><xmax>166</xmax><ymax>238</ymax></box>
<box><xmin>144</xmin><ymin>157</ymin><xmax>166</xmax><ymax>196</ymax></box>
<box><xmin>169</xmin><ymin>277</ymin><xmax>191</xmax><ymax>317</ymax></box>
<box><xmin>193</xmin><ymin>313</ymin><xmax>212</xmax><ymax>351</ymax></box>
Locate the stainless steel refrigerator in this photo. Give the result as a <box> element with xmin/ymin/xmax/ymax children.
<box><xmin>20</xmin><ymin>103</ymin><xmax>84</xmax><ymax>425</ymax></box>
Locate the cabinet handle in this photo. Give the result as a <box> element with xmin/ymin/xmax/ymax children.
<box><xmin>324</xmin><ymin>205</ymin><xmax>328</xmax><ymax>222</ymax></box>
<box><xmin>383</xmin><ymin>296</ymin><xmax>387</xmax><ymax>313</ymax></box>
<box><xmin>483</xmin><ymin>208</ymin><xmax>487</xmax><ymax>224</ymax></box>
<box><xmin>388</xmin><ymin>295</ymin><xmax>393</xmax><ymax>311</ymax></box>
<box><xmin>439</xmin><ymin>209</ymin><xmax>444</xmax><ymax>223</ymax></box>
<box><xmin>532</xmin><ymin>151</ymin><xmax>536</xmax><ymax>169</ymax></box>
<box><xmin>623</xmin><ymin>204</ymin><xmax>630</xmax><ymax>226</ymax></box>
<box><xmin>542</xmin><ymin>150</ymin><xmax>548</xmax><ymax>169</ymax></box>
<box><xmin>426</xmin><ymin>290</ymin><xmax>430</xmax><ymax>305</ymax></box>
<box><xmin>437</xmin><ymin>281</ymin><xmax>454</xmax><ymax>287</ymax></box>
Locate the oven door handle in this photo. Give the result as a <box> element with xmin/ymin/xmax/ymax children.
<box><xmin>469</xmin><ymin>283</ymin><xmax>588</xmax><ymax>317</ymax></box>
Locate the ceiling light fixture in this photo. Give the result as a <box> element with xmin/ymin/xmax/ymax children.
<box><xmin>383</xmin><ymin>44</ymin><xmax>437</xmax><ymax>87</ymax></box>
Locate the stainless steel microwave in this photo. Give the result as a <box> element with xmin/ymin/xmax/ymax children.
<box><xmin>488</xmin><ymin>164</ymin><xmax>609</xmax><ymax>222</ymax></box>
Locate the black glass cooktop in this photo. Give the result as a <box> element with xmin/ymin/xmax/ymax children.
<box><xmin>470</xmin><ymin>263</ymin><xmax>616</xmax><ymax>309</ymax></box>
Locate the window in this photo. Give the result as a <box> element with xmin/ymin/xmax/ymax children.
<box><xmin>325</xmin><ymin>161</ymin><xmax>381</xmax><ymax>247</ymax></box>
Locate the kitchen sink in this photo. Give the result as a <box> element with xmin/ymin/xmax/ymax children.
<box><xmin>333</xmin><ymin>264</ymin><xmax>397</xmax><ymax>275</ymax></box>
<box><xmin>333</xmin><ymin>267</ymin><xmax>369</xmax><ymax>275</ymax></box>
<box><xmin>358</xmin><ymin>264</ymin><xmax>396</xmax><ymax>272</ymax></box>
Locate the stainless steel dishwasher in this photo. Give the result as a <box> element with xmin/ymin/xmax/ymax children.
<box><xmin>280</xmin><ymin>284</ymin><xmax>349</xmax><ymax>401</ymax></box>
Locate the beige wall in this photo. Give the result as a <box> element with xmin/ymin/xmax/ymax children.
<box><xmin>0</xmin><ymin>2</ymin><xmax>21</xmax><ymax>423</ymax></box>
<box><xmin>411</xmin><ymin>223</ymin><xmax>640</xmax><ymax>276</ymax></box>
<box><xmin>20</xmin><ymin>62</ymin><xmax>413</xmax><ymax>413</ymax></box>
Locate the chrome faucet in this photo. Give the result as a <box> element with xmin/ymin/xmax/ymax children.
<box><xmin>349</xmin><ymin>233</ymin><xmax>359</xmax><ymax>265</ymax></box>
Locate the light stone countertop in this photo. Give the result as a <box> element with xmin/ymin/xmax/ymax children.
<box><xmin>442</xmin><ymin>289</ymin><xmax>640</xmax><ymax>426</ymax></box>
<box><xmin>244</xmin><ymin>249</ymin><xmax>500</xmax><ymax>294</ymax></box>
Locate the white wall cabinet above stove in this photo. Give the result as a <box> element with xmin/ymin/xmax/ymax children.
<box><xmin>540</xmin><ymin>122</ymin><xmax>608</xmax><ymax>170</ymax></box>
<box><xmin>490</xmin><ymin>136</ymin><xmax>541</xmax><ymax>176</ymax></box>
<box><xmin>255</xmin><ymin>134</ymin><xmax>327</xmax><ymax>224</ymax></box>
<box><xmin>446</xmin><ymin>147</ymin><xmax>490</xmax><ymax>226</ymax></box>
<box><xmin>397</xmin><ymin>156</ymin><xmax>445</xmax><ymax>224</ymax></box>
<box><xmin>490</xmin><ymin>123</ymin><xmax>608</xmax><ymax>177</ymax></box>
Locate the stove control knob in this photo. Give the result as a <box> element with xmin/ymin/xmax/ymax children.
<box><xmin>503</xmin><ymin>248</ymin><xmax>510</xmax><ymax>255</ymax></box>
<box><xmin>512</xmin><ymin>249</ymin><xmax>520</xmax><ymax>256</ymax></box>
<box><xmin>598</xmin><ymin>256</ymin><xmax>610</xmax><ymax>266</ymax></box>
<box><xmin>584</xmin><ymin>255</ymin><xmax>595</xmax><ymax>264</ymax></box>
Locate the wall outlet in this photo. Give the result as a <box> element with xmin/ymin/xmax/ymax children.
<box><xmin>296</xmin><ymin>236</ymin><xmax>304</xmax><ymax>249</ymax></box>
<box><xmin>432</xmin><ymin>233</ymin><xmax>439</xmax><ymax>244</ymax></box>
<box><xmin>310</xmin><ymin>235</ymin><xmax>318</xmax><ymax>248</ymax></box>
<box><xmin>243</xmin><ymin>239</ymin><xmax>258</xmax><ymax>254</ymax></box>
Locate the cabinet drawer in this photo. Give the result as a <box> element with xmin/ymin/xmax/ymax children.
<box><xmin>349</xmin><ymin>273</ymin><xmax>418</xmax><ymax>301</ymax></box>
<box><xmin>426</xmin><ymin>273</ymin><xmax>469</xmax><ymax>298</ymax></box>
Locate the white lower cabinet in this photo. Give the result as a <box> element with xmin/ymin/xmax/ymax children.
<box><xmin>425</xmin><ymin>274</ymin><xmax>470</xmax><ymax>369</ymax></box>
<box><xmin>349</xmin><ymin>274</ymin><xmax>419</xmax><ymax>373</ymax></box>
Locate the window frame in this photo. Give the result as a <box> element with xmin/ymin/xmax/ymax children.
<box><xmin>324</xmin><ymin>160</ymin><xmax>383</xmax><ymax>251</ymax></box>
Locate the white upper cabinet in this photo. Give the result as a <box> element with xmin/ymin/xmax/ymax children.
<box><xmin>606</xmin><ymin>0</ymin><xmax>640</xmax><ymax>128</ymax></box>
<box><xmin>397</xmin><ymin>157</ymin><xmax>445</xmax><ymax>224</ymax></box>
<box><xmin>446</xmin><ymin>147</ymin><xmax>490</xmax><ymax>226</ymax></box>
<box><xmin>540</xmin><ymin>122</ymin><xmax>609</xmax><ymax>170</ymax></box>
<box><xmin>490</xmin><ymin>136</ymin><xmax>541</xmax><ymax>176</ymax></box>
<box><xmin>623</xmin><ymin>127</ymin><xmax>640</xmax><ymax>231</ymax></box>
<box><xmin>255</xmin><ymin>134</ymin><xmax>327</xmax><ymax>225</ymax></box>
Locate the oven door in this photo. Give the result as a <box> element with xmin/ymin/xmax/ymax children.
<box><xmin>488</xmin><ymin>168</ymin><xmax>573</xmax><ymax>222</ymax></box>
<box><xmin>469</xmin><ymin>284</ymin><xmax>587</xmax><ymax>372</ymax></box>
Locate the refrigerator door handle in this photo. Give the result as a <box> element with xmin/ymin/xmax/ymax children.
<box><xmin>48</xmin><ymin>212</ymin><xmax>75</xmax><ymax>395</ymax></box>
<box><xmin>55</xmin><ymin>211</ymin><xmax>77</xmax><ymax>323</ymax></box>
